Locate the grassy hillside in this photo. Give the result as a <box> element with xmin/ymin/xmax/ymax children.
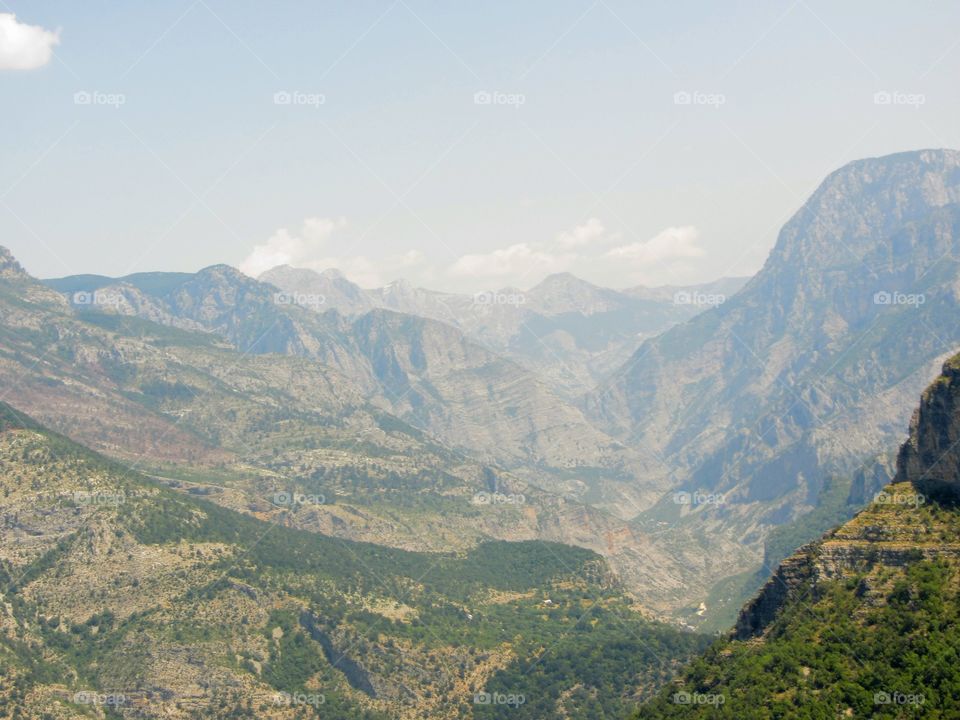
<box><xmin>0</xmin><ymin>403</ymin><xmax>707</xmax><ymax>719</ymax></box>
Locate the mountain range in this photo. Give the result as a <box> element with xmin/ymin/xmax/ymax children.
<box><xmin>43</xmin><ymin>263</ymin><xmax>670</xmax><ymax>510</ymax></box>
<box><xmin>0</xmin><ymin>400</ymin><xmax>707</xmax><ymax>719</ymax></box>
<box><xmin>4</xmin><ymin>148</ymin><xmax>960</xmax><ymax>717</ymax></box>
<box><xmin>27</xmin><ymin>148</ymin><xmax>960</xmax><ymax>626</ymax></box>
<box><xmin>257</xmin><ymin>266</ymin><xmax>746</xmax><ymax>400</ymax></box>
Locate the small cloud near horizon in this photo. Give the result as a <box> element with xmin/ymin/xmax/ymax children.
<box><xmin>239</xmin><ymin>217</ymin><xmax>426</xmax><ymax>288</ymax></box>
<box><xmin>241</xmin><ymin>216</ymin><xmax>708</xmax><ymax>291</ymax></box>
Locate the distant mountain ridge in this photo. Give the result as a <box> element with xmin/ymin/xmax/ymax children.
<box><xmin>256</xmin><ymin>265</ymin><xmax>748</xmax><ymax>399</ymax></box>
<box><xmin>44</xmin><ymin>263</ymin><xmax>664</xmax><ymax>514</ymax></box>
<box><xmin>44</xmin><ymin>266</ymin><xmax>749</xmax><ymax>404</ymax></box>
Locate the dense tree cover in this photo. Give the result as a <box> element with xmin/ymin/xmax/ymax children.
<box><xmin>474</xmin><ymin>603</ymin><xmax>710</xmax><ymax>719</ymax></box>
<box><xmin>635</xmin><ymin>558</ymin><xmax>960</xmax><ymax>719</ymax></box>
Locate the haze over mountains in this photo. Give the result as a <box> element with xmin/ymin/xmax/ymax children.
<box><xmin>42</xmin><ymin>263</ymin><xmax>672</xmax><ymax>512</ymax></box>
<box><xmin>52</xmin><ymin>263</ymin><xmax>748</xmax><ymax>403</ymax></box>
<box><xmin>8</xmin><ymin>0</ymin><xmax>960</xmax><ymax>714</ymax></box>
<box><xmin>31</xmin><ymin>148</ymin><xmax>960</xmax><ymax>625</ymax></box>
<box><xmin>6</xmin><ymin>149</ymin><xmax>960</xmax><ymax>717</ymax></box>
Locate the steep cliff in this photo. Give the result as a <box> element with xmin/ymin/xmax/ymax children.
<box><xmin>737</xmin><ymin>353</ymin><xmax>960</xmax><ymax>639</ymax></box>
<box><xmin>588</xmin><ymin>149</ymin><xmax>960</xmax><ymax>620</ymax></box>
<box><xmin>896</xmin><ymin>353</ymin><xmax>960</xmax><ymax>500</ymax></box>
<box><xmin>636</xmin><ymin>351</ymin><xmax>960</xmax><ymax>718</ymax></box>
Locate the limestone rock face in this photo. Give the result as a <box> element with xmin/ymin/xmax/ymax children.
<box><xmin>586</xmin><ymin>149</ymin><xmax>960</xmax><ymax>558</ymax></box>
<box><xmin>734</xmin><ymin>549</ymin><xmax>815</xmax><ymax>639</ymax></box>
<box><xmin>896</xmin><ymin>355</ymin><xmax>960</xmax><ymax>499</ymax></box>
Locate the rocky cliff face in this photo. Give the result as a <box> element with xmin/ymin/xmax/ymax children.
<box><xmin>587</xmin><ymin>149</ymin><xmax>960</xmax><ymax>593</ymax></box>
<box><xmin>895</xmin><ymin>354</ymin><xmax>960</xmax><ymax>500</ymax></box>
<box><xmin>734</xmin><ymin>548</ymin><xmax>816</xmax><ymax>639</ymax></box>
<box><xmin>734</xmin><ymin>350</ymin><xmax>960</xmax><ymax>640</ymax></box>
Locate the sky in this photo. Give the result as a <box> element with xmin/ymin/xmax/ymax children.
<box><xmin>1</xmin><ymin>1</ymin><xmax>959</xmax><ymax>293</ymax></box>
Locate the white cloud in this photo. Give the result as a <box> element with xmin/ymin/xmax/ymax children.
<box><xmin>0</xmin><ymin>14</ymin><xmax>60</xmax><ymax>71</ymax></box>
<box><xmin>447</xmin><ymin>218</ymin><xmax>615</xmax><ymax>287</ymax></box>
<box><xmin>606</xmin><ymin>225</ymin><xmax>703</xmax><ymax>264</ymax></box>
<box><xmin>446</xmin><ymin>221</ymin><xmax>704</xmax><ymax>289</ymax></box>
<box><xmin>555</xmin><ymin>217</ymin><xmax>606</xmax><ymax>247</ymax></box>
<box><xmin>449</xmin><ymin>243</ymin><xmax>574</xmax><ymax>281</ymax></box>
<box><xmin>240</xmin><ymin>217</ymin><xmax>427</xmax><ymax>288</ymax></box>
<box><xmin>242</xmin><ymin>217</ymin><xmax>707</xmax><ymax>292</ymax></box>
<box><xmin>240</xmin><ymin>217</ymin><xmax>346</xmax><ymax>278</ymax></box>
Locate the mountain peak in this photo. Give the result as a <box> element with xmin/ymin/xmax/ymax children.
<box><xmin>257</xmin><ymin>263</ymin><xmax>299</xmax><ymax>276</ymax></box>
<box><xmin>525</xmin><ymin>272</ymin><xmax>620</xmax><ymax>315</ymax></box>
<box><xmin>769</xmin><ymin>148</ymin><xmax>960</xmax><ymax>272</ymax></box>
<box><xmin>197</xmin><ymin>263</ymin><xmax>247</xmax><ymax>280</ymax></box>
<box><xmin>260</xmin><ymin>265</ymin><xmax>357</xmax><ymax>287</ymax></box>
<box><xmin>534</xmin><ymin>272</ymin><xmax>595</xmax><ymax>289</ymax></box>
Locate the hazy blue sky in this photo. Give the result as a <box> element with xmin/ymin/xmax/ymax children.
<box><xmin>2</xmin><ymin>1</ymin><xmax>959</xmax><ymax>291</ymax></box>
